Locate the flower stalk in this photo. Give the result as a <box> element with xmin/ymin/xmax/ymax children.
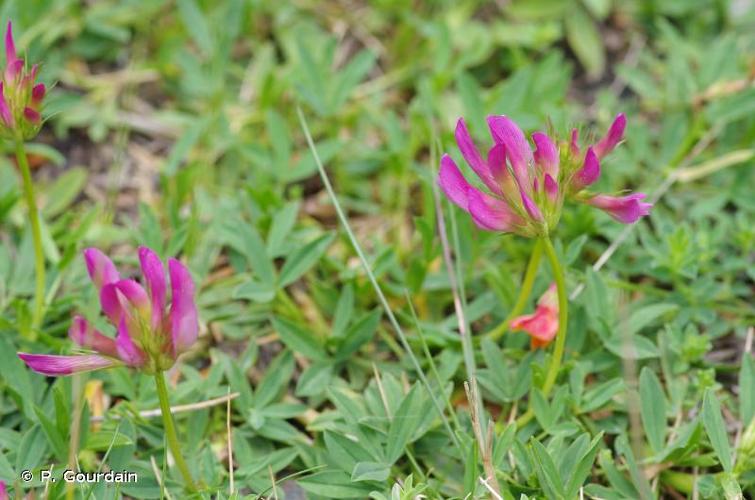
<box><xmin>15</xmin><ymin>136</ymin><xmax>45</xmax><ymax>330</ymax></box>
<box><xmin>154</xmin><ymin>371</ymin><xmax>197</xmax><ymax>492</ymax></box>
<box><xmin>515</xmin><ymin>235</ymin><xmax>568</xmax><ymax>428</ymax></box>
<box><xmin>540</xmin><ymin>237</ymin><xmax>568</xmax><ymax>395</ymax></box>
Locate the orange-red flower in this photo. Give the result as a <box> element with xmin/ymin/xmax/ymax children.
<box><xmin>511</xmin><ymin>284</ymin><xmax>558</xmax><ymax>349</ymax></box>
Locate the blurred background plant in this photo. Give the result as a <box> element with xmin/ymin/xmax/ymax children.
<box><xmin>0</xmin><ymin>0</ymin><xmax>753</xmax><ymax>498</ymax></box>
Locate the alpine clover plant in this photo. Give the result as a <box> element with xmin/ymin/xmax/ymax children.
<box><xmin>438</xmin><ymin>113</ymin><xmax>651</xmax><ymax>426</ymax></box>
<box><xmin>1</xmin><ymin>21</ymin><xmax>47</xmax><ymax>333</ymax></box>
<box><xmin>18</xmin><ymin>247</ymin><xmax>199</xmax><ymax>492</ymax></box>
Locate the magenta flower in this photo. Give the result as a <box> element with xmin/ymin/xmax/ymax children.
<box><xmin>18</xmin><ymin>247</ymin><xmax>199</xmax><ymax>376</ymax></box>
<box><xmin>0</xmin><ymin>480</ymin><xmax>7</xmax><ymax>500</ymax></box>
<box><xmin>0</xmin><ymin>21</ymin><xmax>46</xmax><ymax>140</ymax></box>
<box><xmin>438</xmin><ymin>113</ymin><xmax>651</xmax><ymax>232</ymax></box>
<box><xmin>438</xmin><ymin>116</ymin><xmax>563</xmax><ymax>237</ymax></box>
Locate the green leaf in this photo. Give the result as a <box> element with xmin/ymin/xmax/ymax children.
<box><xmin>278</xmin><ymin>233</ymin><xmax>334</xmax><ymax>287</ymax></box>
<box><xmin>702</xmin><ymin>389</ymin><xmax>732</xmax><ymax>472</ymax></box>
<box><xmin>176</xmin><ymin>0</ymin><xmax>215</xmax><ymax>56</ymax></box>
<box><xmin>564</xmin><ymin>433</ymin><xmax>603</xmax><ymax>499</ymax></box>
<box><xmin>740</xmin><ymin>354</ymin><xmax>754</xmax><ymax>424</ymax></box>
<box><xmin>233</xmin><ymin>280</ymin><xmax>275</xmax><ymax>303</ymax></box>
<box><xmin>351</xmin><ymin>461</ymin><xmax>390</xmax><ymax>482</ymax></box>
<box><xmin>84</xmin><ymin>430</ymin><xmax>134</xmax><ymax>451</ymax></box>
<box><xmin>332</xmin><ymin>284</ymin><xmax>355</xmax><ymax>338</ymax></box>
<box><xmin>720</xmin><ymin>472</ymin><xmax>743</xmax><ymax>500</ymax></box>
<box><xmin>621</xmin><ymin>304</ymin><xmax>678</xmax><ymax>337</ymax></box>
<box><xmin>530</xmin><ymin>439</ymin><xmax>565</xmax><ymax>498</ymax></box>
<box><xmin>615</xmin><ymin>434</ymin><xmax>653</xmax><ymax>500</ymax></box>
<box><xmin>42</xmin><ymin>167</ymin><xmax>88</xmax><ymax>217</ymax></box>
<box><xmin>266</xmin><ymin>201</ymin><xmax>299</xmax><ymax>256</ymax></box>
<box><xmin>639</xmin><ymin>367</ymin><xmax>667</xmax><ymax>453</ymax></box>
<box><xmin>0</xmin><ymin>336</ymin><xmax>36</xmax><ymax>419</ymax></box>
<box><xmin>15</xmin><ymin>425</ymin><xmax>48</xmax><ymax>473</ymax></box>
<box><xmin>295</xmin><ymin>362</ymin><xmax>333</xmax><ymax>397</ymax></box>
<box><xmin>253</xmin><ymin>350</ymin><xmax>294</xmax><ymax>408</ymax></box>
<box><xmin>334</xmin><ymin>309</ymin><xmax>381</xmax><ymax>361</ymax></box>
<box><xmin>163</xmin><ymin>116</ymin><xmax>209</xmax><ymax>176</ymax></box>
<box><xmin>386</xmin><ymin>384</ymin><xmax>423</xmax><ymax>464</ymax></box>
<box><xmin>33</xmin><ymin>405</ymin><xmax>66</xmax><ymax>462</ymax></box>
<box><xmin>604</xmin><ymin>334</ymin><xmax>660</xmax><ymax>360</ymax></box>
<box><xmin>299</xmin><ymin>471</ymin><xmax>378</xmax><ymax>498</ymax></box>
<box><xmin>564</xmin><ymin>4</ymin><xmax>605</xmax><ymax>80</ymax></box>
<box><xmin>272</xmin><ymin>316</ymin><xmax>326</xmax><ymax>361</ymax></box>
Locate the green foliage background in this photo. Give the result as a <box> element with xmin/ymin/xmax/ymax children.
<box><xmin>0</xmin><ymin>0</ymin><xmax>753</xmax><ymax>498</ymax></box>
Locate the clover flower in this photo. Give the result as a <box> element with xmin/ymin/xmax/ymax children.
<box><xmin>437</xmin><ymin>113</ymin><xmax>651</xmax><ymax>235</ymax></box>
<box><xmin>18</xmin><ymin>247</ymin><xmax>198</xmax><ymax>376</ymax></box>
<box><xmin>438</xmin><ymin>116</ymin><xmax>563</xmax><ymax>237</ymax></box>
<box><xmin>511</xmin><ymin>284</ymin><xmax>559</xmax><ymax>348</ymax></box>
<box><xmin>0</xmin><ymin>22</ymin><xmax>46</xmax><ymax>140</ymax></box>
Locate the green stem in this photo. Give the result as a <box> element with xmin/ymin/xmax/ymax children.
<box><xmin>15</xmin><ymin>138</ymin><xmax>46</xmax><ymax>330</ymax></box>
<box><xmin>516</xmin><ymin>236</ymin><xmax>568</xmax><ymax>428</ymax></box>
<box><xmin>154</xmin><ymin>372</ymin><xmax>197</xmax><ymax>492</ymax></box>
<box><xmin>487</xmin><ymin>239</ymin><xmax>544</xmax><ymax>341</ymax></box>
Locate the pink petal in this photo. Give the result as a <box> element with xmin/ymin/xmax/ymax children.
<box><xmin>23</xmin><ymin>107</ymin><xmax>40</xmax><ymax>123</ymax></box>
<box><xmin>438</xmin><ymin>154</ymin><xmax>472</xmax><ymax>210</ymax></box>
<box><xmin>100</xmin><ymin>283</ymin><xmax>124</xmax><ymax>325</ymax></box>
<box><xmin>511</xmin><ymin>306</ymin><xmax>558</xmax><ymax>348</ymax></box>
<box><xmin>169</xmin><ymin>259</ymin><xmax>198</xmax><ymax>354</ymax></box>
<box><xmin>69</xmin><ymin>316</ymin><xmax>118</xmax><ymax>357</ymax></box>
<box><xmin>569</xmin><ymin>128</ymin><xmax>580</xmax><ymax>157</ymax></box>
<box><xmin>486</xmin><ymin>115</ymin><xmax>533</xmax><ymax>189</ymax></box>
<box><xmin>467</xmin><ymin>188</ymin><xmax>521</xmax><ymax>232</ymax></box>
<box><xmin>532</xmin><ymin>132</ymin><xmax>559</xmax><ymax>178</ymax></box>
<box><xmin>572</xmin><ymin>147</ymin><xmax>600</xmax><ymax>190</ymax></box>
<box><xmin>5</xmin><ymin>58</ymin><xmax>22</xmax><ymax>81</ymax></box>
<box><xmin>138</xmin><ymin>246</ymin><xmax>166</xmax><ymax>330</ymax></box>
<box><xmin>0</xmin><ymin>480</ymin><xmax>7</xmax><ymax>500</ymax></box>
<box><xmin>594</xmin><ymin>113</ymin><xmax>626</xmax><ymax>159</ymax></box>
<box><xmin>32</xmin><ymin>82</ymin><xmax>45</xmax><ymax>103</ymax></box>
<box><xmin>18</xmin><ymin>353</ymin><xmax>116</xmax><ymax>376</ymax></box>
<box><xmin>511</xmin><ymin>284</ymin><xmax>559</xmax><ymax>348</ymax></box>
<box><xmin>487</xmin><ymin>143</ymin><xmax>508</xmax><ymax>183</ymax></box>
<box><xmin>116</xmin><ymin>319</ymin><xmax>147</xmax><ymax>367</ymax></box>
<box><xmin>0</xmin><ymin>85</ymin><xmax>12</xmax><ymax>127</ymax></box>
<box><xmin>520</xmin><ymin>190</ymin><xmax>543</xmax><ymax>222</ymax></box>
<box><xmin>537</xmin><ymin>283</ymin><xmax>558</xmax><ymax>310</ymax></box>
<box><xmin>544</xmin><ymin>173</ymin><xmax>558</xmax><ymax>202</ymax></box>
<box><xmin>83</xmin><ymin>248</ymin><xmax>120</xmax><ymax>290</ymax></box>
<box><xmin>587</xmin><ymin>193</ymin><xmax>652</xmax><ymax>223</ymax></box>
<box><xmin>455</xmin><ymin>118</ymin><xmax>501</xmax><ymax>195</ymax></box>
<box><xmin>114</xmin><ymin>279</ymin><xmax>150</xmax><ymax>316</ymax></box>
<box><xmin>4</xmin><ymin>22</ymin><xmax>16</xmax><ymax>66</ymax></box>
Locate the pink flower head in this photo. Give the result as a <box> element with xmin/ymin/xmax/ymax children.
<box><xmin>0</xmin><ymin>480</ymin><xmax>7</xmax><ymax>500</ymax></box>
<box><xmin>19</xmin><ymin>247</ymin><xmax>199</xmax><ymax>376</ymax></box>
<box><xmin>511</xmin><ymin>284</ymin><xmax>558</xmax><ymax>349</ymax></box>
<box><xmin>438</xmin><ymin>116</ymin><xmax>565</xmax><ymax>237</ymax></box>
<box><xmin>563</xmin><ymin>113</ymin><xmax>651</xmax><ymax>224</ymax></box>
<box><xmin>587</xmin><ymin>193</ymin><xmax>652</xmax><ymax>223</ymax></box>
<box><xmin>0</xmin><ymin>21</ymin><xmax>46</xmax><ymax>140</ymax></box>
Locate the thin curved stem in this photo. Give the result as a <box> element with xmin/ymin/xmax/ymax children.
<box><xmin>154</xmin><ymin>372</ymin><xmax>197</xmax><ymax>492</ymax></box>
<box><xmin>487</xmin><ymin>239</ymin><xmax>544</xmax><ymax>341</ymax></box>
<box><xmin>15</xmin><ymin>138</ymin><xmax>46</xmax><ymax>331</ymax></box>
<box><xmin>540</xmin><ymin>237</ymin><xmax>568</xmax><ymax>395</ymax></box>
<box><xmin>515</xmin><ymin>236</ymin><xmax>568</xmax><ymax>428</ymax></box>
